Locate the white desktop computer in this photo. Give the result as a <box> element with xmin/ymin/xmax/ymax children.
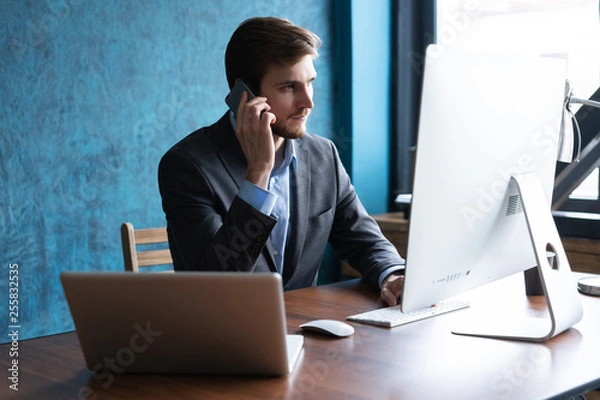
<box><xmin>401</xmin><ymin>45</ymin><xmax>583</xmax><ymax>341</ymax></box>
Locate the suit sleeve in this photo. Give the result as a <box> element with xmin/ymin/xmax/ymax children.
<box><xmin>325</xmin><ymin>141</ymin><xmax>405</xmax><ymax>289</ymax></box>
<box><xmin>158</xmin><ymin>147</ymin><xmax>276</xmax><ymax>272</ymax></box>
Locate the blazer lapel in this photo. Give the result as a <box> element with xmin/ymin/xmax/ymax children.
<box><xmin>215</xmin><ymin>115</ymin><xmax>246</xmax><ymax>190</ymax></box>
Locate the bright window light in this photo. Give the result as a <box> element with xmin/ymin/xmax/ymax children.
<box><xmin>436</xmin><ymin>0</ymin><xmax>600</xmax><ymax>103</ymax></box>
<box><xmin>437</xmin><ymin>0</ymin><xmax>600</xmax><ymax>204</ymax></box>
<box><xmin>569</xmin><ymin>167</ymin><xmax>599</xmax><ymax>200</ymax></box>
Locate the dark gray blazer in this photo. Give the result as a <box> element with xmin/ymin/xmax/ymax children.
<box><xmin>158</xmin><ymin>113</ymin><xmax>404</xmax><ymax>291</ymax></box>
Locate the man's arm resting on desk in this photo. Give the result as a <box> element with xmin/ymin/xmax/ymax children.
<box><xmin>380</xmin><ymin>267</ymin><xmax>405</xmax><ymax>307</ymax></box>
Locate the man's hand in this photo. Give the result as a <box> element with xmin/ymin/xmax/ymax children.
<box><xmin>234</xmin><ymin>91</ymin><xmax>277</xmax><ymax>189</ymax></box>
<box><xmin>380</xmin><ymin>273</ymin><xmax>404</xmax><ymax>306</ymax></box>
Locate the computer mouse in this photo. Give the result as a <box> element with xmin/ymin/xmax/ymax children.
<box><xmin>299</xmin><ymin>319</ymin><xmax>355</xmax><ymax>338</ymax></box>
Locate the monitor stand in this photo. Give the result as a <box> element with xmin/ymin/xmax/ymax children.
<box><xmin>452</xmin><ymin>173</ymin><xmax>583</xmax><ymax>342</ymax></box>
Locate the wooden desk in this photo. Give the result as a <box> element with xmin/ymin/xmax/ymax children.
<box><xmin>2</xmin><ymin>274</ymin><xmax>600</xmax><ymax>399</ymax></box>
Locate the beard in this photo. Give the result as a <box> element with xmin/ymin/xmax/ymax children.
<box><xmin>271</xmin><ymin>123</ymin><xmax>305</xmax><ymax>139</ymax></box>
<box><xmin>271</xmin><ymin>114</ymin><xmax>308</xmax><ymax>139</ymax></box>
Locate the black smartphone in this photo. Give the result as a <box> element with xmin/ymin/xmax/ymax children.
<box><xmin>225</xmin><ymin>80</ymin><xmax>255</xmax><ymax>118</ymax></box>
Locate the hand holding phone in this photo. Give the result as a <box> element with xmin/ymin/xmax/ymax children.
<box><xmin>225</xmin><ymin>80</ymin><xmax>255</xmax><ymax>118</ymax></box>
<box><xmin>225</xmin><ymin>79</ymin><xmax>276</xmax><ymax>189</ymax></box>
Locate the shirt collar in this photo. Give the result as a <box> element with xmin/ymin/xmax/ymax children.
<box><xmin>273</xmin><ymin>139</ymin><xmax>297</xmax><ymax>175</ymax></box>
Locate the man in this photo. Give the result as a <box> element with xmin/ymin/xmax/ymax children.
<box><xmin>158</xmin><ymin>17</ymin><xmax>404</xmax><ymax>306</ymax></box>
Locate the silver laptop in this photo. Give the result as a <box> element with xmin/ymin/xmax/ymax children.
<box><xmin>60</xmin><ymin>271</ymin><xmax>303</xmax><ymax>376</ymax></box>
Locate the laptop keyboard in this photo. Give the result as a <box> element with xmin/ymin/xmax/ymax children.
<box><xmin>347</xmin><ymin>299</ymin><xmax>470</xmax><ymax>328</ymax></box>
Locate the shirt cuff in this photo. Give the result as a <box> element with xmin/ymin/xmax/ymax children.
<box><xmin>378</xmin><ymin>265</ymin><xmax>405</xmax><ymax>289</ymax></box>
<box><xmin>238</xmin><ymin>180</ymin><xmax>277</xmax><ymax>216</ymax></box>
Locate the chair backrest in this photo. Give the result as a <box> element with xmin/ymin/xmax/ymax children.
<box><xmin>120</xmin><ymin>222</ymin><xmax>173</xmax><ymax>272</ymax></box>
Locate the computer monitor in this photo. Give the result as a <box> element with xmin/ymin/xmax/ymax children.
<box><xmin>402</xmin><ymin>45</ymin><xmax>583</xmax><ymax>342</ymax></box>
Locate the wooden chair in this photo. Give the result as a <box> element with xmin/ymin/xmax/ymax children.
<box><xmin>120</xmin><ymin>222</ymin><xmax>173</xmax><ymax>272</ymax></box>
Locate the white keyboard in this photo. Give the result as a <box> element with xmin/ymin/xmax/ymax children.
<box><xmin>347</xmin><ymin>300</ymin><xmax>470</xmax><ymax>328</ymax></box>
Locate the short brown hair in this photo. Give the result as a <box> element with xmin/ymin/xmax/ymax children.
<box><xmin>225</xmin><ymin>17</ymin><xmax>321</xmax><ymax>94</ymax></box>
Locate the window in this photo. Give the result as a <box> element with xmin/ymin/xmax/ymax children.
<box><xmin>392</xmin><ymin>0</ymin><xmax>600</xmax><ymax>237</ymax></box>
<box><xmin>570</xmin><ymin>167</ymin><xmax>599</xmax><ymax>201</ymax></box>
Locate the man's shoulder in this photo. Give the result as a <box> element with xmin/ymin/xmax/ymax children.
<box><xmin>164</xmin><ymin>113</ymin><xmax>233</xmax><ymax>157</ymax></box>
<box><xmin>297</xmin><ymin>132</ymin><xmax>335</xmax><ymax>152</ymax></box>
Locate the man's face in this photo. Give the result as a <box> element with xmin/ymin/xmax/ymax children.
<box><xmin>259</xmin><ymin>54</ymin><xmax>316</xmax><ymax>139</ymax></box>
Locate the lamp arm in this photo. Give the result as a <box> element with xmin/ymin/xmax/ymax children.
<box><xmin>568</xmin><ymin>96</ymin><xmax>600</xmax><ymax>109</ymax></box>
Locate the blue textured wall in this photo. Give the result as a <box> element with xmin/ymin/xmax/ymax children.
<box><xmin>331</xmin><ymin>0</ymin><xmax>391</xmax><ymax>215</ymax></box>
<box><xmin>351</xmin><ymin>0</ymin><xmax>391</xmax><ymax>214</ymax></box>
<box><xmin>0</xmin><ymin>0</ymin><xmax>337</xmax><ymax>342</ymax></box>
